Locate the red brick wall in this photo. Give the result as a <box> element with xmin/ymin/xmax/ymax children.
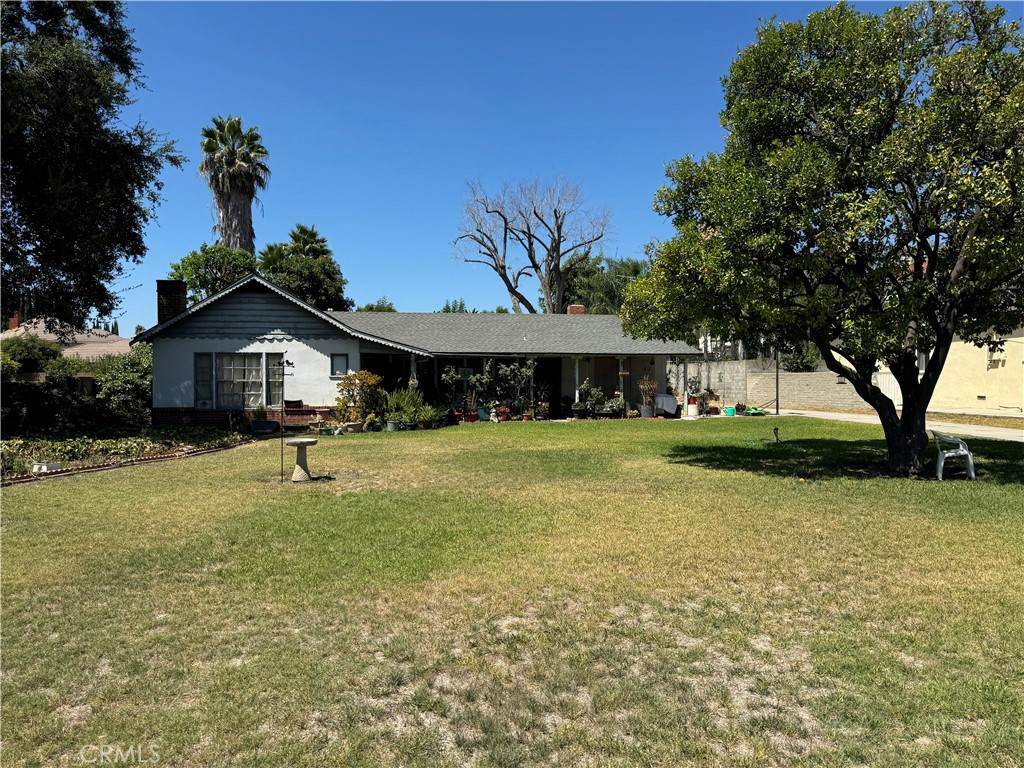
<box><xmin>156</xmin><ymin>280</ymin><xmax>187</xmax><ymax>325</ymax></box>
<box><xmin>152</xmin><ymin>406</ymin><xmax>333</xmax><ymax>428</ymax></box>
<box><xmin>152</xmin><ymin>408</ymin><xmax>236</xmax><ymax>428</ymax></box>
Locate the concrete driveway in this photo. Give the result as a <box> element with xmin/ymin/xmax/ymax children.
<box><xmin>779</xmin><ymin>409</ymin><xmax>1024</xmax><ymax>443</ymax></box>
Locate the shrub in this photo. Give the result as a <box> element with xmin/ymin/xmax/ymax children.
<box><xmin>335</xmin><ymin>370</ymin><xmax>384</xmax><ymax>421</ymax></box>
<box><xmin>0</xmin><ymin>335</ymin><xmax>62</xmax><ymax>374</ymax></box>
<box><xmin>386</xmin><ymin>387</ymin><xmax>425</xmax><ymax>422</ymax></box>
<box><xmin>495</xmin><ymin>360</ymin><xmax>536</xmax><ymax>412</ymax></box>
<box><xmin>96</xmin><ymin>343</ymin><xmax>153</xmax><ymax>427</ymax></box>
<box><xmin>577</xmin><ymin>379</ymin><xmax>606</xmax><ymax>413</ymax></box>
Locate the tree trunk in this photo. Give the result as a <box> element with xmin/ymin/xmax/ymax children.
<box><xmin>215</xmin><ymin>190</ymin><xmax>256</xmax><ymax>254</ymax></box>
<box><xmin>872</xmin><ymin>394</ymin><xmax>929</xmax><ymax>477</ymax></box>
<box><xmin>816</xmin><ymin>343</ymin><xmax>946</xmax><ymax>478</ymax></box>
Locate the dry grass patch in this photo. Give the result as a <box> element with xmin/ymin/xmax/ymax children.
<box><xmin>2</xmin><ymin>419</ymin><xmax>1022</xmax><ymax>766</ymax></box>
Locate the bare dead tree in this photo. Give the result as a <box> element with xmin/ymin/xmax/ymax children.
<box><xmin>455</xmin><ymin>179</ymin><xmax>609</xmax><ymax>313</ymax></box>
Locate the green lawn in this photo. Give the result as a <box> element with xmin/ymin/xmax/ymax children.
<box><xmin>3</xmin><ymin>418</ymin><xmax>1022</xmax><ymax>767</ymax></box>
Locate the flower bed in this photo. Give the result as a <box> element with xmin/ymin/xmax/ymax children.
<box><xmin>1</xmin><ymin>427</ymin><xmax>249</xmax><ymax>479</ymax></box>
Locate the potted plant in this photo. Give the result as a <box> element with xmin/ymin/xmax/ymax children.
<box><xmin>418</xmin><ymin>404</ymin><xmax>444</xmax><ymax>430</ymax></box>
<box><xmin>573</xmin><ymin>379</ymin><xmax>604</xmax><ymax>419</ymax></box>
<box><xmin>400</xmin><ymin>407</ymin><xmax>419</xmax><ymax>430</ymax></box>
<box><xmin>251</xmin><ymin>404</ymin><xmax>278</xmax><ymax>435</ymax></box>
<box><xmin>364</xmin><ymin>413</ymin><xmax>382</xmax><ymax>432</ymax></box>
<box><xmin>627</xmin><ymin>409</ymin><xmax>640</xmax><ymax>419</ymax></box>
<box><xmin>600</xmin><ymin>395</ymin><xmax>626</xmax><ymax>419</ymax></box>
<box><xmin>638</xmin><ymin>376</ymin><xmax>657</xmax><ymax>418</ymax></box>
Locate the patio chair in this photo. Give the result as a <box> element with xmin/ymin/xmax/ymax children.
<box><xmin>933</xmin><ymin>430</ymin><xmax>976</xmax><ymax>481</ymax></box>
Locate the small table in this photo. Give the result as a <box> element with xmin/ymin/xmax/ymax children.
<box><xmin>285</xmin><ymin>438</ymin><xmax>318</xmax><ymax>482</ymax></box>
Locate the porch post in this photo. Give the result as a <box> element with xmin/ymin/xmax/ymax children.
<box><xmin>410</xmin><ymin>354</ymin><xmax>418</xmax><ymax>386</ymax></box>
<box><xmin>528</xmin><ymin>356</ymin><xmax>535</xmax><ymax>406</ymax></box>
<box><xmin>574</xmin><ymin>356</ymin><xmax>581</xmax><ymax>402</ymax></box>
<box><xmin>617</xmin><ymin>356</ymin><xmax>625</xmax><ymax>400</ymax></box>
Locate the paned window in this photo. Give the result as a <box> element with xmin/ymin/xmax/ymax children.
<box><xmin>266</xmin><ymin>353</ymin><xmax>284</xmax><ymax>406</ymax></box>
<box><xmin>216</xmin><ymin>353</ymin><xmax>263</xmax><ymax>409</ymax></box>
<box><xmin>195</xmin><ymin>354</ymin><xmax>213</xmax><ymax>408</ymax></box>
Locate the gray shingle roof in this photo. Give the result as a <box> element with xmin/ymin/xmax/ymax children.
<box><xmin>332</xmin><ymin>312</ymin><xmax>699</xmax><ymax>357</ymax></box>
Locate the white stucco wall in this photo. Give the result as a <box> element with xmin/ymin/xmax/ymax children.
<box><xmin>152</xmin><ymin>336</ymin><xmax>360</xmax><ymax>408</ymax></box>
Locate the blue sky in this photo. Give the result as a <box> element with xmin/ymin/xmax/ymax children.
<box><xmin>119</xmin><ymin>1</ymin><xmax>838</xmax><ymax>333</ymax></box>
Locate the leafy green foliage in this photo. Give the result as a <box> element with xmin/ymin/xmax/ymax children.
<box><xmin>0</xmin><ymin>335</ymin><xmax>62</xmax><ymax>373</ymax></box>
<box><xmin>495</xmin><ymin>360</ymin><xmax>536</xmax><ymax>411</ymax></box>
<box><xmin>440</xmin><ymin>298</ymin><xmax>509</xmax><ymax>313</ymax></box>
<box><xmin>96</xmin><ymin>342</ymin><xmax>153</xmax><ymax>427</ymax></box>
<box><xmin>258</xmin><ymin>224</ymin><xmax>353</xmax><ymax>311</ymax></box>
<box><xmin>385</xmin><ymin>387</ymin><xmax>425</xmax><ymax>422</ymax></box>
<box><xmin>1</xmin><ymin>349</ymin><xmax>20</xmax><ymax>383</ymax></box>
<box><xmin>563</xmin><ymin>254</ymin><xmax>648</xmax><ymax>314</ymax></box>
<box><xmin>780</xmin><ymin>342</ymin><xmax>821</xmax><ymax>373</ymax></box>
<box><xmin>198</xmin><ymin>115</ymin><xmax>269</xmax><ymax>255</ymax></box>
<box><xmin>334</xmin><ymin>370</ymin><xmax>384</xmax><ymax>422</ymax></box>
<box><xmin>0</xmin><ymin>426</ymin><xmax>244</xmax><ymax>476</ymax></box>
<box><xmin>576</xmin><ymin>378</ymin><xmax>606</xmax><ymax>412</ymax></box>
<box><xmin>168</xmin><ymin>243</ymin><xmax>257</xmax><ymax>303</ymax></box>
<box><xmin>1</xmin><ymin>1</ymin><xmax>183</xmax><ymax>329</ymax></box>
<box><xmin>356</xmin><ymin>296</ymin><xmax>396</xmax><ymax>312</ymax></box>
<box><xmin>623</xmin><ymin>2</ymin><xmax>1024</xmax><ymax>475</ymax></box>
<box><xmin>0</xmin><ymin>340</ymin><xmax>152</xmax><ymax>435</ymax></box>
<box><xmin>441</xmin><ymin>365</ymin><xmax>492</xmax><ymax>411</ymax></box>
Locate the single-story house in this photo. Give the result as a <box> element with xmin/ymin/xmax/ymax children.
<box><xmin>133</xmin><ymin>274</ymin><xmax>699</xmax><ymax>425</ymax></box>
<box><xmin>2</xmin><ymin>315</ymin><xmax>132</xmax><ymax>361</ymax></box>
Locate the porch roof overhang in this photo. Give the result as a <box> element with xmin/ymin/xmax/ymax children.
<box><xmin>337</xmin><ymin>312</ymin><xmax>699</xmax><ymax>358</ymax></box>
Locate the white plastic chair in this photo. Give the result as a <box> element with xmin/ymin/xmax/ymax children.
<box><xmin>933</xmin><ymin>430</ymin><xmax>976</xmax><ymax>480</ymax></box>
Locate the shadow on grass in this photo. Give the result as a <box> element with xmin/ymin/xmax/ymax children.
<box><xmin>666</xmin><ymin>437</ymin><xmax>1024</xmax><ymax>483</ymax></box>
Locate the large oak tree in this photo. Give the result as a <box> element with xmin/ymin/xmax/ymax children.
<box><xmin>622</xmin><ymin>2</ymin><xmax>1023</xmax><ymax>476</ymax></box>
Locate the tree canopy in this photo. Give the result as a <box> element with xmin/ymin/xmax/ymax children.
<box><xmin>1</xmin><ymin>0</ymin><xmax>182</xmax><ymax>332</ymax></box>
<box><xmin>357</xmin><ymin>297</ymin><xmax>397</xmax><ymax>312</ymax></box>
<box><xmin>258</xmin><ymin>224</ymin><xmax>354</xmax><ymax>311</ymax></box>
<box><xmin>199</xmin><ymin>115</ymin><xmax>269</xmax><ymax>255</ymax></box>
<box><xmin>168</xmin><ymin>243</ymin><xmax>258</xmax><ymax>303</ymax></box>
<box><xmin>455</xmin><ymin>179</ymin><xmax>609</xmax><ymax>314</ymax></box>
<box><xmin>439</xmin><ymin>298</ymin><xmax>511</xmax><ymax>314</ymax></box>
<box><xmin>622</xmin><ymin>1</ymin><xmax>1024</xmax><ymax>476</ymax></box>
<box><xmin>563</xmin><ymin>254</ymin><xmax>649</xmax><ymax>314</ymax></box>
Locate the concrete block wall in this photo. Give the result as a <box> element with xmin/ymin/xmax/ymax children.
<box><xmin>668</xmin><ymin>360</ymin><xmax>749</xmax><ymax>402</ymax></box>
<box><xmin>670</xmin><ymin>359</ymin><xmax>875</xmax><ymax>410</ymax></box>
<box><xmin>747</xmin><ymin>371</ymin><xmax>873</xmax><ymax>409</ymax></box>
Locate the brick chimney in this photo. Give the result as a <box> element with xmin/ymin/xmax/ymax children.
<box><xmin>157</xmin><ymin>280</ymin><xmax>187</xmax><ymax>324</ymax></box>
<box><xmin>566</xmin><ymin>304</ymin><xmax>586</xmax><ymax>315</ymax></box>
<box><xmin>7</xmin><ymin>311</ymin><xmax>20</xmax><ymax>330</ymax></box>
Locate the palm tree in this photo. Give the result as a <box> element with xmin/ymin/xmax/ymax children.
<box><xmin>198</xmin><ymin>116</ymin><xmax>270</xmax><ymax>254</ymax></box>
<box><xmin>286</xmin><ymin>224</ymin><xmax>332</xmax><ymax>260</ymax></box>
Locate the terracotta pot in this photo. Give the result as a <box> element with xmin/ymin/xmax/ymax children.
<box><xmin>463</xmin><ymin>412</ymin><xmax>479</xmax><ymax>423</ymax></box>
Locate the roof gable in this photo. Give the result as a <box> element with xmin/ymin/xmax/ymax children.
<box><xmin>133</xmin><ymin>275</ymin><xmax>428</xmax><ymax>354</ymax></box>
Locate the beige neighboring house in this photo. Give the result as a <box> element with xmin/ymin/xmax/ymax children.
<box><xmin>929</xmin><ymin>329</ymin><xmax>1024</xmax><ymax>413</ymax></box>
<box><xmin>2</xmin><ymin>314</ymin><xmax>131</xmax><ymax>361</ymax></box>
